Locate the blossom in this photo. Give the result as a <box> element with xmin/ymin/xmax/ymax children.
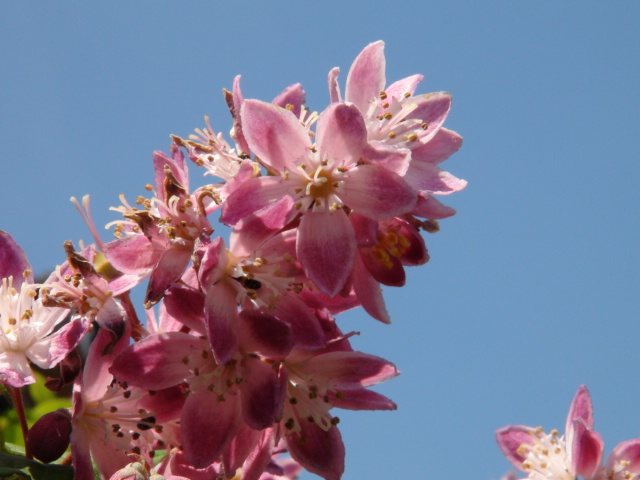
<box><xmin>496</xmin><ymin>385</ymin><xmax>640</xmax><ymax>480</ymax></box>
<box><xmin>0</xmin><ymin>231</ymin><xmax>85</xmax><ymax>387</ymax></box>
<box><xmin>221</xmin><ymin>100</ymin><xmax>417</xmax><ymax>297</ymax></box>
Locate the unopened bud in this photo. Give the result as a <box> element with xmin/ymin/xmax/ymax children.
<box><xmin>26</xmin><ymin>408</ymin><xmax>72</xmax><ymax>463</ymax></box>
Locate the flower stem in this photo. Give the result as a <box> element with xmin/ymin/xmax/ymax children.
<box><xmin>9</xmin><ymin>386</ymin><xmax>32</xmax><ymax>459</ymax></box>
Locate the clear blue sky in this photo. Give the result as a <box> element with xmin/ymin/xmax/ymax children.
<box><xmin>1</xmin><ymin>2</ymin><xmax>639</xmax><ymax>479</ymax></box>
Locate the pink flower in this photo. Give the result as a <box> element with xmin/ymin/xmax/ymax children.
<box><xmin>221</xmin><ymin>100</ymin><xmax>417</xmax><ymax>297</ymax></box>
<box><xmin>0</xmin><ymin>231</ymin><xmax>85</xmax><ymax>387</ymax></box>
<box><xmin>496</xmin><ymin>385</ymin><xmax>640</xmax><ymax>480</ymax></box>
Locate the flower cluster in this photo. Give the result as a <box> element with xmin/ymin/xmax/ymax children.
<box><xmin>0</xmin><ymin>41</ymin><xmax>465</xmax><ymax>480</ymax></box>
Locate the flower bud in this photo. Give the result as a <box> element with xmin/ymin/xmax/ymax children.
<box><xmin>25</xmin><ymin>408</ymin><xmax>72</xmax><ymax>463</ymax></box>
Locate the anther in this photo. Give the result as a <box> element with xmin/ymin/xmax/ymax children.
<box><xmin>379</xmin><ymin>91</ymin><xmax>387</xmax><ymax>100</ymax></box>
<box><xmin>388</xmin><ymin>132</ymin><xmax>396</xmax><ymax>139</ymax></box>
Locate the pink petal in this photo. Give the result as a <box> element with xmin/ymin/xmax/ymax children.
<box><xmin>605</xmin><ymin>439</ymin><xmax>640</xmax><ymax>476</ymax></box>
<box><xmin>297</xmin><ymin>210</ymin><xmax>356</xmax><ymax>297</ymax></box>
<box><xmin>103</xmin><ymin>234</ymin><xmax>160</xmax><ymax>276</ymax></box>
<box><xmin>238</xmin><ymin>309</ymin><xmax>294</xmax><ymax>358</ymax></box>
<box><xmin>145</xmin><ymin>243</ymin><xmax>192</xmax><ymax>306</ymax></box>
<box><xmin>316</xmin><ymin>102</ymin><xmax>367</xmax><ymax>167</ymax></box>
<box><xmin>0</xmin><ymin>351</ymin><xmax>34</xmax><ymax>387</ymax></box>
<box><xmin>272</xmin><ymin>83</ymin><xmax>306</xmax><ymax>118</ymax></box>
<box><xmin>198</xmin><ymin>236</ymin><xmax>228</xmax><ymax>288</ymax></box>
<box><xmin>412</xmin><ymin>193</ymin><xmax>457</xmax><ymax>219</ymax></box>
<box><xmin>411</xmin><ymin>127</ymin><xmax>463</xmax><ymax>165</ymax></box>
<box><xmin>241</xmin><ymin>99</ymin><xmax>311</xmax><ymax>173</ymax></box>
<box><xmin>359</xmin><ymin>245</ymin><xmax>406</xmax><ymax>287</ymax></box>
<box><xmin>345</xmin><ymin>40</ymin><xmax>386</xmax><ymax>114</ymax></box>
<box><xmin>405</xmin><ymin>162</ymin><xmax>467</xmax><ymax>195</ymax></box>
<box><xmin>328</xmin><ymin>388</ymin><xmax>397</xmax><ymax>411</ymax></box>
<box><xmin>385</xmin><ymin>74</ymin><xmax>424</xmax><ymax>101</ymax></box>
<box><xmin>572</xmin><ymin>419</ymin><xmax>604</xmax><ymax>480</ymax></box>
<box><xmin>327</xmin><ymin>67</ymin><xmax>341</xmax><ymax>103</ymax></box>
<box><xmin>204</xmin><ymin>282</ymin><xmax>239</xmax><ymax>364</ymax></box>
<box><xmin>163</xmin><ymin>284</ymin><xmax>207</xmax><ymax>335</ymax></box>
<box><xmin>153</xmin><ymin>148</ymin><xmax>188</xmax><ymax>199</ymax></box>
<box><xmin>220</xmin><ymin>176</ymin><xmax>291</xmax><ymax>226</ymax></box>
<box><xmin>110</xmin><ymin>332</ymin><xmax>204</xmax><ymax>390</ymax></box>
<box><xmin>495</xmin><ymin>425</ymin><xmax>536</xmax><ymax>471</ymax></box>
<box><xmin>352</xmin><ymin>253</ymin><xmax>391</xmax><ymax>324</ymax></box>
<box><xmin>287</xmin><ymin>422</ymin><xmax>345</xmax><ymax>480</ymax></box>
<box><xmin>0</xmin><ymin>230</ymin><xmax>32</xmax><ymax>285</ymax></box>
<box><xmin>340</xmin><ymin>165</ymin><xmax>417</xmax><ymax>220</ymax></box>
<box><xmin>362</xmin><ymin>141</ymin><xmax>412</xmax><ymax>176</ymax></box>
<box><xmin>410</xmin><ymin>92</ymin><xmax>452</xmax><ymax>143</ymax></box>
<box><xmin>70</xmin><ymin>420</ymin><xmax>98</xmax><ymax>480</ymax></box>
<box><xmin>303</xmin><ymin>351</ymin><xmax>398</xmax><ymax>389</ymax></box>
<box><xmin>229</xmin><ymin>195</ymin><xmax>297</xmax><ymax>257</ymax></box>
<box><xmin>239</xmin><ymin>358</ymin><xmax>284</xmax><ymax>429</ymax></box>
<box><xmin>182</xmin><ymin>389</ymin><xmax>242</xmax><ymax>468</ymax></box>
<box><xmin>566</xmin><ymin>385</ymin><xmax>595</xmax><ymax>435</ymax></box>
<box><xmin>223</xmin><ymin>423</ymin><xmax>262</xmax><ymax>476</ymax></box>
<box><xmin>229</xmin><ymin>75</ymin><xmax>251</xmax><ymax>156</ymax></box>
<box><xmin>28</xmin><ymin>318</ymin><xmax>87</xmax><ymax>369</ymax></box>
<box><xmin>272</xmin><ymin>294</ymin><xmax>326</xmax><ymax>350</ymax></box>
<box><xmin>239</xmin><ymin>428</ymin><xmax>276</xmax><ymax>480</ymax></box>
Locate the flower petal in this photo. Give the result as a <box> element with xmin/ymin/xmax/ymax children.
<box><xmin>220</xmin><ymin>176</ymin><xmax>291</xmax><ymax>226</ymax></box>
<box><xmin>302</xmin><ymin>351</ymin><xmax>398</xmax><ymax>389</ymax></box>
<box><xmin>316</xmin><ymin>102</ymin><xmax>367</xmax><ymax>167</ymax></box>
<box><xmin>241</xmin><ymin>99</ymin><xmax>311</xmax><ymax>173</ymax></box>
<box><xmin>327</xmin><ymin>67</ymin><xmax>341</xmax><ymax>103</ymax></box>
<box><xmin>297</xmin><ymin>209</ymin><xmax>356</xmax><ymax>297</ymax></box>
<box><xmin>572</xmin><ymin>418</ymin><xmax>604</xmax><ymax>480</ymax></box>
<box><xmin>405</xmin><ymin>162</ymin><xmax>467</xmax><ymax>195</ymax></box>
<box><xmin>411</xmin><ymin>127</ymin><xmax>463</xmax><ymax>165</ymax></box>
<box><xmin>287</xmin><ymin>422</ymin><xmax>345</xmax><ymax>480</ymax></box>
<box><xmin>204</xmin><ymin>282</ymin><xmax>239</xmax><ymax>365</ymax></box>
<box><xmin>345</xmin><ymin>40</ymin><xmax>386</xmax><ymax>114</ymax></box>
<box><xmin>340</xmin><ymin>165</ymin><xmax>417</xmax><ymax>220</ymax></box>
<box><xmin>0</xmin><ymin>230</ymin><xmax>32</xmax><ymax>285</ymax></box>
<box><xmin>495</xmin><ymin>425</ymin><xmax>536</xmax><ymax>471</ymax></box>
<box><xmin>272</xmin><ymin>83</ymin><xmax>306</xmax><ymax>118</ymax></box>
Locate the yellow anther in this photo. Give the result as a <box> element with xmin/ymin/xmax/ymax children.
<box><xmin>379</xmin><ymin>90</ymin><xmax>387</xmax><ymax>100</ymax></box>
<box><xmin>383</xmin><ymin>112</ymin><xmax>393</xmax><ymax>120</ymax></box>
<box><xmin>382</xmin><ymin>102</ymin><xmax>390</xmax><ymax>108</ymax></box>
<box><xmin>285</xmin><ymin>103</ymin><xmax>294</xmax><ymax>111</ymax></box>
<box><xmin>145</xmin><ymin>184</ymin><xmax>154</xmax><ymax>191</ymax></box>
<box><xmin>404</xmin><ymin>92</ymin><xmax>411</xmax><ymax>98</ymax></box>
<box><xmin>407</xmin><ymin>133</ymin><xmax>418</xmax><ymax>142</ymax></box>
<box><xmin>388</xmin><ymin>132</ymin><xmax>397</xmax><ymax>139</ymax></box>
<box><xmin>421</xmin><ymin>122</ymin><xmax>429</xmax><ymax>130</ymax></box>
<box><xmin>550</xmin><ymin>429</ymin><xmax>559</xmax><ymax>436</ymax></box>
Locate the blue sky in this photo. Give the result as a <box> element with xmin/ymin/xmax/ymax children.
<box><xmin>1</xmin><ymin>2</ymin><xmax>639</xmax><ymax>479</ymax></box>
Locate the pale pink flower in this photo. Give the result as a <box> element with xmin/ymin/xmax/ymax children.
<box><xmin>496</xmin><ymin>385</ymin><xmax>640</xmax><ymax>480</ymax></box>
<box><xmin>0</xmin><ymin>231</ymin><xmax>85</xmax><ymax>387</ymax></box>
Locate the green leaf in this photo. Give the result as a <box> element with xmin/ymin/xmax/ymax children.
<box><xmin>0</xmin><ymin>453</ymin><xmax>73</xmax><ymax>480</ymax></box>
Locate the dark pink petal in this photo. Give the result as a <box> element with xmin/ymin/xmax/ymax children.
<box><xmin>297</xmin><ymin>210</ymin><xmax>356</xmax><ymax>297</ymax></box>
<box><xmin>241</xmin><ymin>99</ymin><xmax>311</xmax><ymax>173</ymax></box>
<box><xmin>229</xmin><ymin>195</ymin><xmax>297</xmax><ymax>257</ymax></box>
<box><xmin>572</xmin><ymin>419</ymin><xmax>603</xmax><ymax>480</ymax></box>
<box><xmin>220</xmin><ymin>176</ymin><xmax>291</xmax><ymax>226</ymax></box>
<box><xmin>495</xmin><ymin>425</ymin><xmax>536</xmax><ymax>470</ymax></box>
<box><xmin>328</xmin><ymin>388</ymin><xmax>397</xmax><ymax>411</ymax></box>
<box><xmin>303</xmin><ymin>351</ymin><xmax>398</xmax><ymax>389</ymax></box>
<box><xmin>0</xmin><ymin>230</ymin><xmax>32</xmax><ymax>285</ymax></box>
<box><xmin>272</xmin><ymin>83</ymin><xmax>306</xmax><ymax>118</ymax></box>
<box><xmin>360</xmin><ymin>246</ymin><xmax>406</xmax><ymax>287</ymax></box>
<box><xmin>411</xmin><ymin>127</ymin><xmax>463</xmax><ymax>165</ymax></box>
<box><xmin>287</xmin><ymin>422</ymin><xmax>345</xmax><ymax>480</ymax></box>
<box><xmin>316</xmin><ymin>102</ymin><xmax>367</xmax><ymax>167</ymax></box>
<box><xmin>411</xmin><ymin>92</ymin><xmax>452</xmax><ymax>143</ymax></box>
<box><xmin>139</xmin><ymin>386</ymin><xmax>186</xmax><ymax>423</ymax></box>
<box><xmin>566</xmin><ymin>385</ymin><xmax>595</xmax><ymax>435</ymax></box>
<box><xmin>394</xmin><ymin>219</ymin><xmax>429</xmax><ymax>266</ymax></box>
<box><xmin>384</xmin><ymin>74</ymin><xmax>423</xmax><ymax>101</ymax></box>
<box><xmin>345</xmin><ymin>40</ymin><xmax>386</xmax><ymax>114</ymax></box>
<box><xmin>240</xmin><ymin>428</ymin><xmax>276</xmax><ymax>480</ymax></box>
<box><xmin>327</xmin><ymin>67</ymin><xmax>341</xmax><ymax>103</ymax></box>
<box><xmin>352</xmin><ymin>253</ymin><xmax>391</xmax><ymax>324</ymax></box>
<box><xmin>204</xmin><ymin>282</ymin><xmax>239</xmax><ymax>365</ymax></box>
<box><xmin>605</xmin><ymin>439</ymin><xmax>640</xmax><ymax>476</ymax></box>
<box><xmin>182</xmin><ymin>389</ymin><xmax>242</xmax><ymax>468</ymax></box>
<box><xmin>110</xmin><ymin>332</ymin><xmax>204</xmax><ymax>390</ymax></box>
<box><xmin>362</xmin><ymin>141</ymin><xmax>412</xmax><ymax>176</ymax></box>
<box><xmin>272</xmin><ymin>294</ymin><xmax>325</xmax><ymax>350</ymax></box>
<box><xmin>412</xmin><ymin>193</ymin><xmax>457</xmax><ymax>219</ymax></box>
<box><xmin>163</xmin><ymin>284</ymin><xmax>207</xmax><ymax>335</ymax></box>
<box><xmin>27</xmin><ymin>409</ymin><xmax>72</xmax><ymax>463</ymax></box>
<box><xmin>297</xmin><ymin>287</ymin><xmax>361</xmax><ymax>316</ymax></box>
<box><xmin>238</xmin><ymin>309</ymin><xmax>294</xmax><ymax>358</ymax></box>
<box><xmin>145</xmin><ymin>243</ymin><xmax>192</xmax><ymax>306</ymax></box>
<box><xmin>239</xmin><ymin>358</ymin><xmax>284</xmax><ymax>429</ymax></box>
<box><xmin>223</xmin><ymin>423</ymin><xmax>262</xmax><ymax>476</ymax></box>
<box><xmin>350</xmin><ymin>211</ymin><xmax>378</xmax><ymax>247</ymax></box>
<box><xmin>340</xmin><ymin>165</ymin><xmax>417</xmax><ymax>220</ymax></box>
<box><xmin>405</xmin><ymin>162</ymin><xmax>467</xmax><ymax>195</ymax></box>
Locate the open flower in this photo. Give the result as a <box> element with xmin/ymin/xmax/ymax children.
<box><xmin>496</xmin><ymin>385</ymin><xmax>640</xmax><ymax>480</ymax></box>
